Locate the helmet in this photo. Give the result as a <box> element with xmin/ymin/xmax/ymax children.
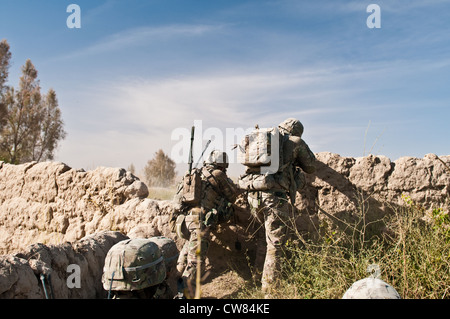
<box><xmin>342</xmin><ymin>278</ymin><xmax>401</xmax><ymax>299</ymax></box>
<box><xmin>204</xmin><ymin>150</ymin><xmax>229</xmax><ymax>169</ymax></box>
<box><xmin>148</xmin><ymin>236</ymin><xmax>179</xmax><ymax>273</ymax></box>
<box><xmin>278</xmin><ymin>118</ymin><xmax>304</xmax><ymax>137</ymax></box>
<box><xmin>102</xmin><ymin>238</ymin><xmax>166</xmax><ymax>292</ymax></box>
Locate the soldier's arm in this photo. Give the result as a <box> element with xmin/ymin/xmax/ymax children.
<box><xmin>295</xmin><ymin>139</ymin><xmax>316</xmax><ymax>174</ymax></box>
<box><xmin>211</xmin><ymin>170</ymin><xmax>241</xmax><ymax>202</ymax></box>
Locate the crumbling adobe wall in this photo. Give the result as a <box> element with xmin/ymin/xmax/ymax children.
<box><xmin>0</xmin><ymin>161</ymin><xmax>167</xmax><ymax>255</ymax></box>
<box><xmin>295</xmin><ymin>152</ymin><xmax>449</xmax><ymax>238</ymax></box>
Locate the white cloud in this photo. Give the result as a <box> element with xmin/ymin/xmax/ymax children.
<box><xmin>100</xmin><ymin>67</ymin><xmax>370</xmax><ymax>134</ymax></box>
<box><xmin>56</xmin><ymin>69</ymin><xmax>340</xmax><ymax>171</ymax></box>
<box><xmin>55</xmin><ymin>53</ymin><xmax>449</xmax><ymax>173</ymax></box>
<box><xmin>61</xmin><ymin>24</ymin><xmax>227</xmax><ymax>60</ymax></box>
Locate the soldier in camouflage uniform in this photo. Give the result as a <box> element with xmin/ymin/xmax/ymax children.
<box><xmin>174</xmin><ymin>150</ymin><xmax>240</xmax><ymax>298</ymax></box>
<box><xmin>243</xmin><ymin>118</ymin><xmax>316</xmax><ymax>296</ymax></box>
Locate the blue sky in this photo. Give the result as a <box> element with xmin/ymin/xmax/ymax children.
<box><xmin>1</xmin><ymin>0</ymin><xmax>449</xmax><ymax>176</ymax></box>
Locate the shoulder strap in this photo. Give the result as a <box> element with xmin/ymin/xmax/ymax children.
<box><xmin>124</xmin><ymin>256</ymin><xmax>164</xmax><ymax>272</ymax></box>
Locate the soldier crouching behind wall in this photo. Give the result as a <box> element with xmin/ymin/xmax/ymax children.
<box><xmin>171</xmin><ymin>150</ymin><xmax>241</xmax><ymax>298</ymax></box>
<box><xmin>102</xmin><ymin>237</ymin><xmax>179</xmax><ymax>299</ymax></box>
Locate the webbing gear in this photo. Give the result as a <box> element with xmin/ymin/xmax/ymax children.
<box><xmin>124</xmin><ymin>256</ymin><xmax>164</xmax><ymax>272</ymax></box>
<box><xmin>180</xmin><ymin>169</ymin><xmax>202</xmax><ymax>206</ymax></box>
<box><xmin>201</xmin><ymin>167</ymin><xmax>229</xmax><ymax>200</ymax></box>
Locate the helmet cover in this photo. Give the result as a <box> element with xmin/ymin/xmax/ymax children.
<box><xmin>278</xmin><ymin>118</ymin><xmax>304</xmax><ymax>137</ymax></box>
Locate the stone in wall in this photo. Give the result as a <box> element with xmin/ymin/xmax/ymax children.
<box><xmin>0</xmin><ymin>161</ymin><xmax>149</xmax><ymax>255</ymax></box>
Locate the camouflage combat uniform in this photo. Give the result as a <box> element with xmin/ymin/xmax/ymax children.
<box><xmin>175</xmin><ymin>151</ymin><xmax>239</xmax><ymax>297</ymax></box>
<box><xmin>245</xmin><ymin>118</ymin><xmax>316</xmax><ymax>295</ymax></box>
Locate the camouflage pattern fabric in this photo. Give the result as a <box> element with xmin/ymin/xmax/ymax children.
<box><xmin>176</xmin><ymin>164</ymin><xmax>239</xmax><ymax>297</ymax></box>
<box><xmin>149</xmin><ymin>236</ymin><xmax>179</xmax><ymax>274</ymax></box>
<box><xmin>109</xmin><ymin>281</ymin><xmax>174</xmax><ymax>299</ymax></box>
<box><xmin>238</xmin><ymin>119</ymin><xmax>316</xmax><ymax>296</ymax></box>
<box><xmin>102</xmin><ymin>238</ymin><xmax>167</xmax><ymax>293</ymax></box>
<box><xmin>177</xmin><ymin>221</ymin><xmax>211</xmax><ymax>296</ymax></box>
<box><xmin>248</xmin><ymin>191</ymin><xmax>293</xmax><ymax>294</ymax></box>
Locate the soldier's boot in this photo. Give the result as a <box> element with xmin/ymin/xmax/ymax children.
<box><xmin>181</xmin><ymin>261</ymin><xmax>201</xmax><ymax>298</ymax></box>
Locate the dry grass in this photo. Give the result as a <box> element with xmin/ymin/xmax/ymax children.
<box><xmin>147</xmin><ymin>186</ymin><xmax>177</xmax><ymax>201</ymax></box>
<box><xmin>237</xmin><ymin>194</ymin><xmax>450</xmax><ymax>299</ymax></box>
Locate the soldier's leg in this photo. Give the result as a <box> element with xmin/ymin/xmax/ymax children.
<box><xmin>247</xmin><ymin>193</ymin><xmax>267</xmax><ymax>277</ymax></box>
<box><xmin>254</xmin><ymin>224</ymin><xmax>267</xmax><ymax>277</ymax></box>
<box><xmin>260</xmin><ymin>193</ymin><xmax>291</xmax><ymax>294</ymax></box>
<box><xmin>181</xmin><ymin>226</ymin><xmax>210</xmax><ymax>297</ymax></box>
<box><xmin>176</xmin><ymin>241</ymin><xmax>189</xmax><ymax>274</ymax></box>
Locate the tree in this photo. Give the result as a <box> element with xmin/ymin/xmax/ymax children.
<box><xmin>0</xmin><ymin>58</ymin><xmax>66</xmax><ymax>164</ymax></box>
<box><xmin>28</xmin><ymin>88</ymin><xmax>67</xmax><ymax>162</ymax></box>
<box><xmin>0</xmin><ymin>39</ymin><xmax>12</xmax><ymax>127</ymax></box>
<box><xmin>144</xmin><ymin>149</ymin><xmax>176</xmax><ymax>187</ymax></box>
<box><xmin>127</xmin><ymin>163</ymin><xmax>137</xmax><ymax>176</ymax></box>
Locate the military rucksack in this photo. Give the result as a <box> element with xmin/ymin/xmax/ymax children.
<box><xmin>178</xmin><ymin>168</ymin><xmax>202</xmax><ymax>207</ymax></box>
<box><xmin>236</xmin><ymin>126</ymin><xmax>288</xmax><ymax>192</ymax></box>
<box><xmin>102</xmin><ymin>238</ymin><xmax>166</xmax><ymax>293</ymax></box>
<box><xmin>238</xmin><ymin>171</ymin><xmax>281</xmax><ymax>191</ymax></box>
<box><xmin>236</xmin><ymin>126</ymin><xmax>285</xmax><ymax>174</ymax></box>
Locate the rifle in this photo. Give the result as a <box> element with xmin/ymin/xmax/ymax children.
<box><xmin>188</xmin><ymin>126</ymin><xmax>195</xmax><ymax>174</ymax></box>
<box><xmin>181</xmin><ymin>126</ymin><xmax>201</xmax><ymax>206</ymax></box>
<box><xmin>194</xmin><ymin>139</ymin><xmax>211</xmax><ymax>169</ymax></box>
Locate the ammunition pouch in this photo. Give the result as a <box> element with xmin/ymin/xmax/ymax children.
<box><xmin>175</xmin><ymin>214</ymin><xmax>189</xmax><ymax>240</ymax></box>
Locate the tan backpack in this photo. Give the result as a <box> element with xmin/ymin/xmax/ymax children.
<box><xmin>178</xmin><ymin>168</ymin><xmax>202</xmax><ymax>207</ymax></box>
<box><xmin>236</xmin><ymin>126</ymin><xmax>285</xmax><ymax>174</ymax></box>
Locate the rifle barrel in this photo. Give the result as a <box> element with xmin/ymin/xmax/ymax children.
<box><xmin>188</xmin><ymin>126</ymin><xmax>195</xmax><ymax>173</ymax></box>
